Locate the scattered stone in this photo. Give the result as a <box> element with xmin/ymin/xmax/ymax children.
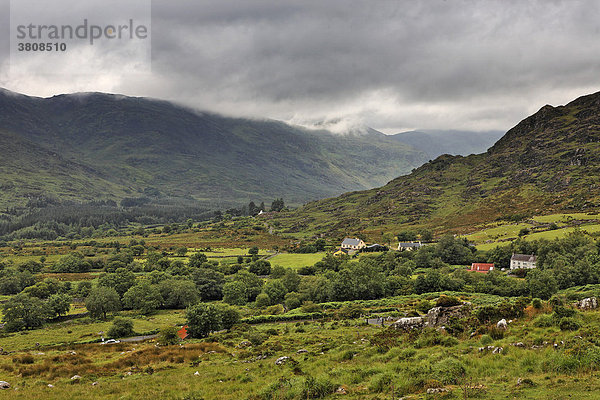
<box><xmin>392</xmin><ymin>317</ymin><xmax>424</xmax><ymax>331</ymax></box>
<box><xmin>125</xmin><ymin>371</ymin><xmax>132</xmax><ymax>376</ymax></box>
<box><xmin>496</xmin><ymin>319</ymin><xmax>508</xmax><ymax>330</ymax></box>
<box><xmin>194</xmin><ymin>371</ymin><xmax>200</xmax><ymax>376</ymax></box>
<box><xmin>47</xmin><ymin>384</ymin><xmax>54</xmax><ymax>388</ymax></box>
<box><xmin>335</xmin><ymin>386</ymin><xmax>347</xmax><ymax>394</ymax></box>
<box><xmin>297</xmin><ymin>349</ymin><xmax>308</xmax><ymax>354</ymax></box>
<box><xmin>479</xmin><ymin>346</ymin><xmax>503</xmax><ymax>354</ymax></box>
<box><xmin>238</xmin><ymin>341</ymin><xmax>252</xmax><ymax>348</ymax></box>
<box><xmin>578</xmin><ymin>297</ymin><xmax>598</xmax><ymax>310</ymax></box>
<box><xmin>275</xmin><ymin>356</ymin><xmax>289</xmax><ymax>365</ymax></box>
<box><xmin>69</xmin><ymin>351</ymin><xmax>77</xmax><ymax>355</ymax></box>
<box><xmin>34</xmin><ymin>352</ymin><xmax>45</xmax><ymax>355</ymax></box>
<box><xmin>92</xmin><ymin>382</ymin><xmax>98</xmax><ymax>386</ymax></box>
<box><xmin>426</xmin><ymin>387</ymin><xmax>448</xmax><ymax>394</ymax></box>
<box><xmin>517</xmin><ymin>377</ymin><xmax>536</xmax><ymax>387</ymax></box>
<box><xmin>0</xmin><ymin>381</ymin><xmax>10</xmax><ymax>389</ymax></box>
<box><xmin>70</xmin><ymin>375</ymin><xmax>81</xmax><ymax>381</ymax></box>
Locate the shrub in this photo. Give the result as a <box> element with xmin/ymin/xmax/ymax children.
<box><xmin>157</xmin><ymin>326</ymin><xmax>180</xmax><ymax>345</ymax></box>
<box><xmin>532</xmin><ymin>298</ymin><xmax>543</xmax><ymax>309</ymax></box>
<box><xmin>255</xmin><ymin>293</ymin><xmax>271</xmax><ymax>308</ymax></box>
<box><xmin>553</xmin><ymin>305</ymin><xmax>576</xmax><ymax>319</ymax></box>
<box><xmin>301</xmin><ymin>301</ymin><xmax>322</xmax><ymax>313</ymax></box>
<box><xmin>559</xmin><ymin>317</ymin><xmax>581</xmax><ymax>331</ymax></box>
<box><xmin>533</xmin><ymin>314</ymin><xmax>554</xmax><ymax>327</ymax></box>
<box><xmin>265</xmin><ymin>304</ymin><xmax>285</xmax><ymax>315</ymax></box>
<box><xmin>416</xmin><ymin>300</ymin><xmax>433</xmax><ymax>314</ymax></box>
<box><xmin>436</xmin><ymin>295</ymin><xmax>460</xmax><ymax>307</ymax></box>
<box><xmin>336</xmin><ymin>304</ymin><xmax>364</xmax><ymax>319</ymax></box>
<box><xmin>488</xmin><ymin>326</ymin><xmax>505</xmax><ymax>340</ymax></box>
<box><xmin>247</xmin><ymin>331</ymin><xmax>267</xmax><ymax>346</ymax></box>
<box><xmin>107</xmin><ymin>317</ymin><xmax>134</xmax><ymax>338</ymax></box>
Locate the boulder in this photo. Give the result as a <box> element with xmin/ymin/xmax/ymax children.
<box><xmin>392</xmin><ymin>317</ymin><xmax>424</xmax><ymax>331</ymax></box>
<box><xmin>296</xmin><ymin>349</ymin><xmax>308</xmax><ymax>354</ymax></box>
<box><xmin>275</xmin><ymin>356</ymin><xmax>289</xmax><ymax>365</ymax></box>
<box><xmin>0</xmin><ymin>381</ymin><xmax>9</xmax><ymax>389</ymax></box>
<box><xmin>496</xmin><ymin>319</ymin><xmax>508</xmax><ymax>330</ymax></box>
<box><xmin>578</xmin><ymin>297</ymin><xmax>598</xmax><ymax>310</ymax></box>
<box><xmin>427</xmin><ymin>304</ymin><xmax>470</xmax><ymax>327</ymax></box>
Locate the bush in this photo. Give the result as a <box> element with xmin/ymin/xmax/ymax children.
<box><xmin>488</xmin><ymin>326</ymin><xmax>505</xmax><ymax>340</ymax></box>
<box><xmin>532</xmin><ymin>298</ymin><xmax>543</xmax><ymax>309</ymax></box>
<box><xmin>559</xmin><ymin>317</ymin><xmax>581</xmax><ymax>331</ymax></box>
<box><xmin>336</xmin><ymin>304</ymin><xmax>364</xmax><ymax>319</ymax></box>
<box><xmin>533</xmin><ymin>314</ymin><xmax>554</xmax><ymax>327</ymax></box>
<box><xmin>416</xmin><ymin>299</ymin><xmax>433</xmax><ymax>314</ymax></box>
<box><xmin>265</xmin><ymin>304</ymin><xmax>285</xmax><ymax>315</ymax></box>
<box><xmin>108</xmin><ymin>317</ymin><xmax>134</xmax><ymax>338</ymax></box>
<box><xmin>436</xmin><ymin>295</ymin><xmax>461</xmax><ymax>307</ymax></box>
<box><xmin>157</xmin><ymin>326</ymin><xmax>180</xmax><ymax>345</ymax></box>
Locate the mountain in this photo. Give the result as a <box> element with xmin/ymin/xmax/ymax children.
<box><xmin>390</xmin><ymin>129</ymin><xmax>504</xmax><ymax>160</ymax></box>
<box><xmin>0</xmin><ymin>89</ymin><xmax>427</xmax><ymax>208</ymax></box>
<box><xmin>273</xmin><ymin>91</ymin><xmax>600</xmax><ymax>236</ymax></box>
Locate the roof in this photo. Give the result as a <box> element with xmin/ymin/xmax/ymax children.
<box><xmin>177</xmin><ymin>325</ymin><xmax>188</xmax><ymax>340</ymax></box>
<box><xmin>511</xmin><ymin>254</ymin><xmax>537</xmax><ymax>262</ymax></box>
<box><xmin>471</xmin><ymin>263</ymin><xmax>494</xmax><ymax>271</ymax></box>
<box><xmin>341</xmin><ymin>238</ymin><xmax>363</xmax><ymax>246</ymax></box>
<box><xmin>398</xmin><ymin>242</ymin><xmax>422</xmax><ymax>247</ymax></box>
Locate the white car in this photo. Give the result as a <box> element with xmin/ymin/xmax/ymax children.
<box><xmin>102</xmin><ymin>339</ymin><xmax>121</xmax><ymax>344</ymax></box>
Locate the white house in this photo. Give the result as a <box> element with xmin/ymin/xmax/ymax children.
<box><xmin>510</xmin><ymin>254</ymin><xmax>537</xmax><ymax>270</ymax></box>
<box><xmin>397</xmin><ymin>241</ymin><xmax>423</xmax><ymax>251</ymax></box>
<box><xmin>341</xmin><ymin>238</ymin><xmax>366</xmax><ymax>250</ymax></box>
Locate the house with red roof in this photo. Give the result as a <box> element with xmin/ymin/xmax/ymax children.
<box><xmin>470</xmin><ymin>263</ymin><xmax>494</xmax><ymax>273</ymax></box>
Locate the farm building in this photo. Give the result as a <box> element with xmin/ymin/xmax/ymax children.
<box><xmin>470</xmin><ymin>263</ymin><xmax>495</xmax><ymax>273</ymax></box>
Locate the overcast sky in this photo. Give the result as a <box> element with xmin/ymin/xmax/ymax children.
<box><xmin>1</xmin><ymin>0</ymin><xmax>600</xmax><ymax>134</ymax></box>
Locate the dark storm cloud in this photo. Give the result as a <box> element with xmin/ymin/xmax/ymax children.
<box><xmin>2</xmin><ymin>0</ymin><xmax>600</xmax><ymax>132</ymax></box>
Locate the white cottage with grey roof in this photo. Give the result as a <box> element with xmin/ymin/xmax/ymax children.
<box><xmin>510</xmin><ymin>254</ymin><xmax>537</xmax><ymax>270</ymax></box>
<box><xmin>341</xmin><ymin>238</ymin><xmax>366</xmax><ymax>250</ymax></box>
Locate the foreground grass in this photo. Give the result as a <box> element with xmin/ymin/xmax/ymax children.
<box><xmin>1</xmin><ymin>294</ymin><xmax>600</xmax><ymax>399</ymax></box>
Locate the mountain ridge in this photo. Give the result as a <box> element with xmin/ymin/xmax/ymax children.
<box><xmin>271</xmin><ymin>91</ymin><xmax>600</xmax><ymax>237</ymax></box>
<box><xmin>0</xmin><ymin>89</ymin><xmax>427</xmax><ymax>208</ymax></box>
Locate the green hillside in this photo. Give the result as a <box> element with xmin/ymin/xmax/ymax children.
<box><xmin>0</xmin><ymin>89</ymin><xmax>426</xmax><ymax>208</ymax></box>
<box><xmin>272</xmin><ymin>91</ymin><xmax>600</xmax><ymax>237</ymax></box>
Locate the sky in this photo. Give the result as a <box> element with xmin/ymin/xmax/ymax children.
<box><xmin>1</xmin><ymin>0</ymin><xmax>600</xmax><ymax>134</ymax></box>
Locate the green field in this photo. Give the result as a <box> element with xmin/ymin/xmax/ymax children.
<box><xmin>468</xmin><ymin>213</ymin><xmax>600</xmax><ymax>250</ymax></box>
<box><xmin>269</xmin><ymin>252</ymin><xmax>327</xmax><ymax>269</ymax></box>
